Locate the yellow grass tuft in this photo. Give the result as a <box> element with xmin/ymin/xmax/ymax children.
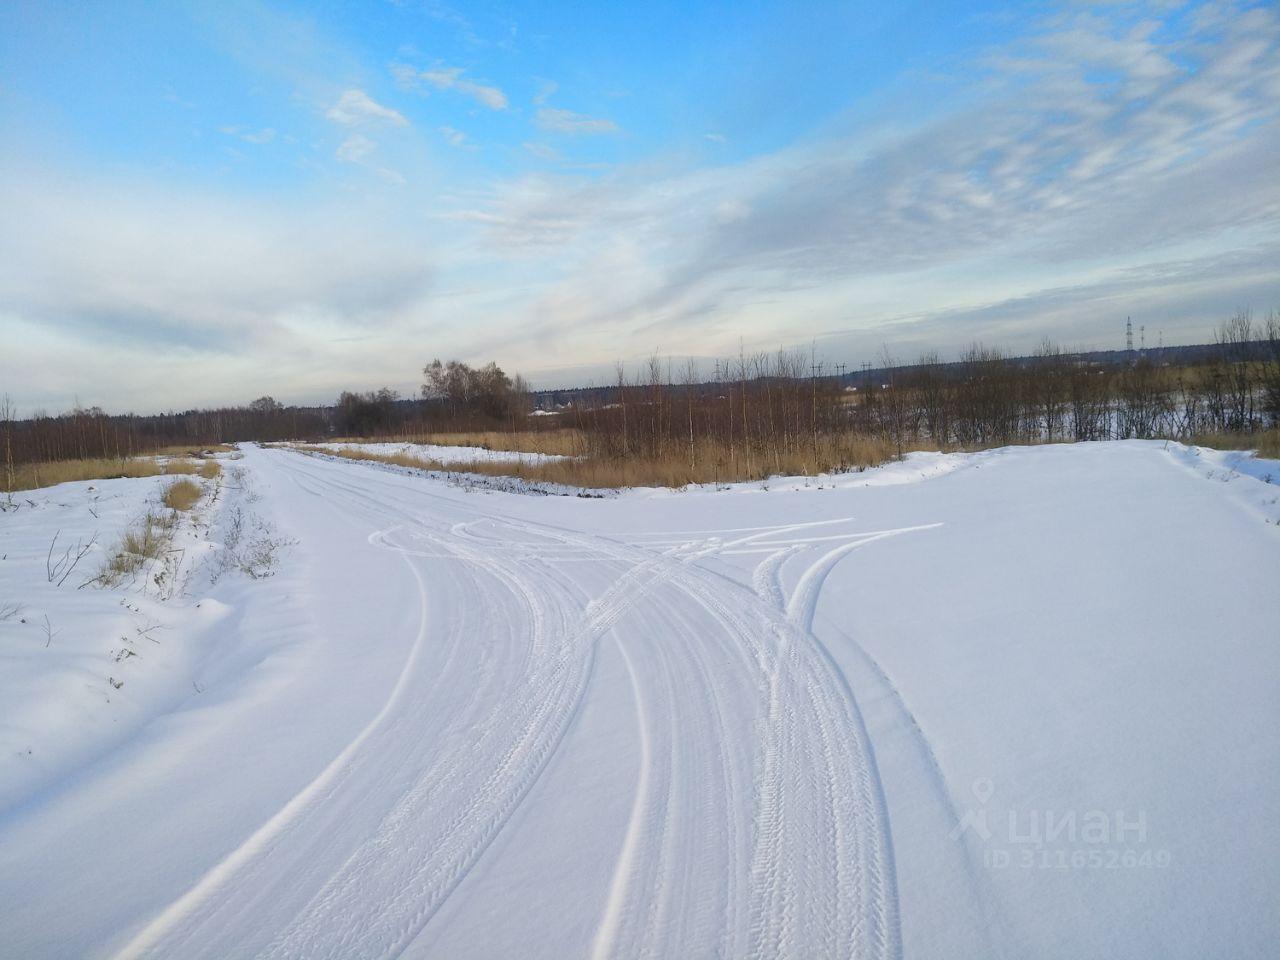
<box><xmin>199</xmin><ymin>459</ymin><xmax>222</xmax><ymax>479</ymax></box>
<box><xmin>162</xmin><ymin>478</ymin><xmax>203</xmax><ymax>511</ymax></box>
<box><xmin>100</xmin><ymin>511</ymin><xmax>176</xmax><ymax>583</ymax></box>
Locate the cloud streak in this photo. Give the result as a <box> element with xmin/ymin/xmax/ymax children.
<box><xmin>3</xmin><ymin>1</ymin><xmax>1277</xmax><ymax>411</ymax></box>
<box><xmin>448</xmin><ymin>1</ymin><xmax>1280</xmax><ymax>363</ymax></box>
<box><xmin>325</xmin><ymin>89</ymin><xmax>408</xmax><ymax>126</ymax></box>
<box><xmin>535</xmin><ymin>107</ymin><xmax>620</xmax><ymax>135</ymax></box>
<box><xmin>394</xmin><ymin>63</ymin><xmax>508</xmax><ymax>109</ymax></box>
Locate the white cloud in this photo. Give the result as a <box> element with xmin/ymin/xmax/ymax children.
<box><xmin>446</xmin><ymin>1</ymin><xmax>1280</xmax><ymax>364</ymax></box>
<box><xmin>532</xmin><ymin>78</ymin><xmax>558</xmax><ymax>105</ymax></box>
<box><xmin>336</xmin><ymin>133</ymin><xmax>376</xmax><ymax>162</ymax></box>
<box><xmin>333</xmin><ymin>134</ymin><xmax>405</xmax><ymax>184</ymax></box>
<box><xmin>439</xmin><ymin>125</ymin><xmax>471</xmax><ymax>148</ymax></box>
<box><xmin>704</xmin><ymin>132</ymin><xmax>727</xmax><ymax>143</ymax></box>
<box><xmin>5</xmin><ymin>1</ymin><xmax>1278</xmax><ymax>409</ymax></box>
<box><xmin>0</xmin><ymin>166</ymin><xmax>435</xmax><ymax>412</ymax></box>
<box><xmin>219</xmin><ymin>125</ymin><xmax>277</xmax><ymax>144</ymax></box>
<box><xmin>395</xmin><ymin>63</ymin><xmax>508</xmax><ymax>110</ymax></box>
<box><xmin>714</xmin><ymin>199</ymin><xmax>750</xmax><ymax>224</ymax></box>
<box><xmin>326</xmin><ymin>89</ymin><xmax>409</xmax><ymax>126</ymax></box>
<box><xmin>523</xmin><ymin>141</ymin><xmax>563</xmax><ymax>162</ymax></box>
<box><xmin>535</xmin><ymin>107</ymin><xmax>620</xmax><ymax>135</ymax></box>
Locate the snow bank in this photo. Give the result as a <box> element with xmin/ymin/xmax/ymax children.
<box><xmin>0</xmin><ymin>469</ymin><xmax>226</xmax><ymax>811</ymax></box>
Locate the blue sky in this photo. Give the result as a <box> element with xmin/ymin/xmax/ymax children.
<box><xmin>2</xmin><ymin>0</ymin><xmax>1278</xmax><ymax>411</ymax></box>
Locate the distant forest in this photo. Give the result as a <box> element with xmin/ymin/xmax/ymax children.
<box><xmin>3</xmin><ymin>313</ymin><xmax>1278</xmax><ymax>473</ymax></box>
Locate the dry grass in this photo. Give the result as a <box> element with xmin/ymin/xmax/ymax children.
<box><xmin>1</xmin><ymin>451</ymin><xmax>234</xmax><ymax>493</ymax></box>
<box><xmin>148</xmin><ymin>443</ymin><xmax>235</xmax><ymax>458</ymax></box>
<box><xmin>99</xmin><ymin>511</ymin><xmax>175</xmax><ymax>584</ymax></box>
<box><xmin>1190</xmin><ymin>428</ymin><xmax>1280</xmax><ymax>460</ymax></box>
<box><xmin>7</xmin><ymin>457</ymin><xmax>165</xmax><ymax>492</ymax></box>
<box><xmin>332</xmin><ymin>429</ymin><xmax>586</xmax><ymax>458</ymax></box>
<box><xmin>293</xmin><ymin>434</ymin><xmax>903</xmax><ymax>489</ymax></box>
<box><xmin>162</xmin><ymin>478</ymin><xmax>203</xmax><ymax>511</ymax></box>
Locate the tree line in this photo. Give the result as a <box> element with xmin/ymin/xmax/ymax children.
<box><xmin>3</xmin><ymin>314</ymin><xmax>1277</xmax><ymax>483</ymax></box>
<box><xmin>563</xmin><ymin>311</ymin><xmax>1280</xmax><ymax>479</ymax></box>
<box><xmin>0</xmin><ymin>395</ymin><xmax>329</xmax><ymax>469</ymax></box>
<box><xmin>0</xmin><ymin>358</ymin><xmax>535</xmax><ymax>470</ymax></box>
<box><xmin>860</xmin><ymin>311</ymin><xmax>1279</xmax><ymax>452</ymax></box>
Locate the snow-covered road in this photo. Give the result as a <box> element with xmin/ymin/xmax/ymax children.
<box><xmin>1</xmin><ymin>441</ymin><xmax>1277</xmax><ymax>958</ymax></box>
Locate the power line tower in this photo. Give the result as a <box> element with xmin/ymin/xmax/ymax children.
<box><xmin>1125</xmin><ymin>316</ymin><xmax>1133</xmax><ymax>355</ymax></box>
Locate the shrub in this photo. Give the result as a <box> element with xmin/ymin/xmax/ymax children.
<box><xmin>162</xmin><ymin>478</ymin><xmax>203</xmax><ymax>511</ymax></box>
<box><xmin>99</xmin><ymin>511</ymin><xmax>175</xmax><ymax>584</ymax></box>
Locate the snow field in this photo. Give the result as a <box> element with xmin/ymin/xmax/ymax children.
<box><xmin>0</xmin><ymin>439</ymin><xmax>1276</xmax><ymax>958</ymax></box>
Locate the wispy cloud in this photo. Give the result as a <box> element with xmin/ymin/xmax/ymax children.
<box><xmin>535</xmin><ymin>107</ymin><xmax>620</xmax><ymax>135</ymax></box>
<box><xmin>325</xmin><ymin>89</ymin><xmax>409</xmax><ymax>126</ymax></box>
<box><xmin>5</xmin><ymin>0</ymin><xmax>1278</xmax><ymax>410</ymax></box>
<box><xmin>452</xmin><ymin>1</ymin><xmax>1280</xmax><ymax>362</ymax></box>
<box><xmin>219</xmin><ymin>125</ymin><xmax>277</xmax><ymax>144</ymax></box>
<box><xmin>523</xmin><ymin>141</ymin><xmax>563</xmax><ymax>162</ymax></box>
<box><xmin>532</xmin><ymin>78</ymin><xmax>558</xmax><ymax>105</ymax></box>
<box><xmin>394</xmin><ymin>63</ymin><xmax>508</xmax><ymax>110</ymax></box>
<box><xmin>439</xmin><ymin>125</ymin><xmax>473</xmax><ymax>148</ymax></box>
<box><xmin>0</xmin><ymin>167</ymin><xmax>433</xmax><ymax>405</ymax></box>
<box><xmin>336</xmin><ymin>133</ymin><xmax>376</xmax><ymax>162</ymax></box>
<box><xmin>333</xmin><ymin>133</ymin><xmax>404</xmax><ymax>185</ymax></box>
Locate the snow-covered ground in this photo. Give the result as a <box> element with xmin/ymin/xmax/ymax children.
<box><xmin>313</xmin><ymin>440</ymin><xmax>571</xmax><ymax>464</ymax></box>
<box><xmin>1</xmin><ymin>441</ymin><xmax>1277</xmax><ymax>958</ymax></box>
<box><xmin>0</xmin><ymin>468</ymin><xmax>231</xmax><ymax>811</ymax></box>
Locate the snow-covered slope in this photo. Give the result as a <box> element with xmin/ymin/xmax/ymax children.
<box><xmin>0</xmin><ymin>441</ymin><xmax>1276</xmax><ymax>959</ymax></box>
<box><xmin>0</xmin><ymin>469</ymin><xmax>229</xmax><ymax>811</ymax></box>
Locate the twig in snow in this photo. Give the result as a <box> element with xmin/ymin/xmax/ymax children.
<box><xmin>46</xmin><ymin>530</ymin><xmax>98</xmax><ymax>586</ymax></box>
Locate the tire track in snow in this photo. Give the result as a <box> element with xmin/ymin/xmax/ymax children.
<box><xmin>114</xmin><ymin>453</ymin><xmax>582</xmax><ymax>959</ymax></box>
<box><xmin>118</xmin><ymin>449</ymin><xmax>932</xmax><ymax>959</ymax></box>
<box><xmin>504</xmin><ymin>516</ymin><xmax>934</xmax><ymax>960</ymax></box>
<box><xmin>111</xmin><ymin>520</ymin><xmax>437</xmax><ymax>960</ymax></box>
<box><xmin>279</xmin><ymin>456</ymin><xmax>919</xmax><ymax>959</ymax></box>
<box><xmin>164</xmin><ymin>453</ymin><xmax>754</xmax><ymax>958</ymax></box>
<box><xmin>589</xmin><ymin>557</ymin><xmax>757</xmax><ymax>960</ymax></box>
<box><xmin>249</xmin><ymin>458</ymin><xmax>607</xmax><ymax>958</ymax></box>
